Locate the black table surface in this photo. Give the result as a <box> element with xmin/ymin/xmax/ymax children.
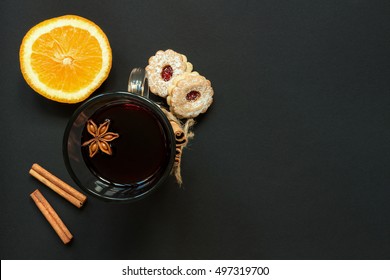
<box><xmin>1</xmin><ymin>0</ymin><xmax>389</xmax><ymax>260</ymax></box>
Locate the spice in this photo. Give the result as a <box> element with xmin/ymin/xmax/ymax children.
<box><xmin>160</xmin><ymin>107</ymin><xmax>195</xmax><ymax>185</ymax></box>
<box><xmin>82</xmin><ymin>119</ymin><xmax>119</xmax><ymax>157</ymax></box>
<box><xmin>30</xmin><ymin>189</ymin><xmax>73</xmax><ymax>244</ymax></box>
<box><xmin>29</xmin><ymin>163</ymin><xmax>87</xmax><ymax>208</ymax></box>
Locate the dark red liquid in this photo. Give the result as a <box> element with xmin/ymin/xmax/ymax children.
<box><xmin>81</xmin><ymin>103</ymin><xmax>170</xmax><ymax>187</ymax></box>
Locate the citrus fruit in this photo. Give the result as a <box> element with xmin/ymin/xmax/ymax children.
<box><xmin>19</xmin><ymin>15</ymin><xmax>112</xmax><ymax>103</ymax></box>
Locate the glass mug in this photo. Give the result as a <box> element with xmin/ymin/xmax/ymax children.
<box><xmin>63</xmin><ymin>68</ymin><xmax>176</xmax><ymax>202</ymax></box>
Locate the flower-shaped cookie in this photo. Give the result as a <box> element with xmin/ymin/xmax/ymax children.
<box><xmin>167</xmin><ymin>72</ymin><xmax>213</xmax><ymax>119</ymax></box>
<box><xmin>146</xmin><ymin>49</ymin><xmax>193</xmax><ymax>98</ymax></box>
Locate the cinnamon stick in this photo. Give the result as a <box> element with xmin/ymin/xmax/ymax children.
<box><xmin>29</xmin><ymin>163</ymin><xmax>87</xmax><ymax>208</ymax></box>
<box><xmin>30</xmin><ymin>189</ymin><xmax>73</xmax><ymax>244</ymax></box>
<box><xmin>175</xmin><ymin>147</ymin><xmax>182</xmax><ymax>164</ymax></box>
<box><xmin>170</xmin><ymin>121</ymin><xmax>187</xmax><ymax>146</ymax></box>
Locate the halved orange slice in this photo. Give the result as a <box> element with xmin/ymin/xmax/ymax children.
<box><xmin>19</xmin><ymin>15</ymin><xmax>112</xmax><ymax>103</ymax></box>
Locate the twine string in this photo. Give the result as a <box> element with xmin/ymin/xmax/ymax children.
<box><xmin>160</xmin><ymin>107</ymin><xmax>195</xmax><ymax>185</ymax></box>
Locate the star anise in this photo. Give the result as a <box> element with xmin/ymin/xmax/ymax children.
<box><xmin>82</xmin><ymin>119</ymin><xmax>119</xmax><ymax>157</ymax></box>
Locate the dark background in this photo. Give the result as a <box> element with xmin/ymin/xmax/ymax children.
<box><xmin>1</xmin><ymin>0</ymin><xmax>389</xmax><ymax>260</ymax></box>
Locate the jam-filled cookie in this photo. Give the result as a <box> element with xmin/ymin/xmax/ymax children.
<box><xmin>145</xmin><ymin>49</ymin><xmax>193</xmax><ymax>98</ymax></box>
<box><xmin>167</xmin><ymin>72</ymin><xmax>213</xmax><ymax>119</ymax></box>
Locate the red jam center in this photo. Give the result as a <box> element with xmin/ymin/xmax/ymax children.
<box><xmin>161</xmin><ymin>65</ymin><xmax>173</xmax><ymax>81</ymax></box>
<box><xmin>186</xmin><ymin>91</ymin><xmax>201</xmax><ymax>101</ymax></box>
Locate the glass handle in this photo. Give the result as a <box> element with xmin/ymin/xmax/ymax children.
<box><xmin>128</xmin><ymin>68</ymin><xmax>149</xmax><ymax>98</ymax></box>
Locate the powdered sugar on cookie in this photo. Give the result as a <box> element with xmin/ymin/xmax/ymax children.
<box><xmin>146</xmin><ymin>49</ymin><xmax>193</xmax><ymax>98</ymax></box>
<box><xmin>167</xmin><ymin>72</ymin><xmax>214</xmax><ymax>119</ymax></box>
